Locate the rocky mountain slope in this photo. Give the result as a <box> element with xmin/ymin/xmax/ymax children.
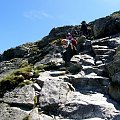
<box><xmin>0</xmin><ymin>11</ymin><xmax>120</xmax><ymax>120</ymax></box>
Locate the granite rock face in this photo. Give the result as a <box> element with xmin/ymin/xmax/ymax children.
<box><xmin>93</xmin><ymin>11</ymin><xmax>120</xmax><ymax>38</ymax></box>
<box><xmin>107</xmin><ymin>44</ymin><xmax>120</xmax><ymax>101</ymax></box>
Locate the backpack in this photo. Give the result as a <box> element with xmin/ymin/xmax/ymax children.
<box><xmin>71</xmin><ymin>39</ymin><xmax>77</xmax><ymax>46</ymax></box>
<box><xmin>77</xmin><ymin>35</ymin><xmax>86</xmax><ymax>44</ymax></box>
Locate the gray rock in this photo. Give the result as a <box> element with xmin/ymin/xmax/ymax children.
<box><xmin>2</xmin><ymin>46</ymin><xmax>28</xmax><ymax>61</ymax></box>
<box><xmin>109</xmin><ymin>83</ymin><xmax>120</xmax><ymax>101</ymax></box>
<box><xmin>82</xmin><ymin>66</ymin><xmax>103</xmax><ymax>75</ymax></box>
<box><xmin>39</xmin><ymin>78</ymin><xmax>71</xmax><ymax>110</ymax></box>
<box><xmin>83</xmin><ymin>118</ymin><xmax>104</xmax><ymax>120</ymax></box>
<box><xmin>49</xmin><ymin>26</ymin><xmax>73</xmax><ymax>39</ymax></box>
<box><xmin>59</xmin><ymin>92</ymin><xmax>120</xmax><ymax>120</ymax></box>
<box><xmin>39</xmin><ymin>113</ymin><xmax>54</xmax><ymax>120</ymax></box>
<box><xmin>36</xmin><ymin>77</ymin><xmax>44</xmax><ymax>88</ymax></box>
<box><xmin>70</xmin><ymin>55</ymin><xmax>81</xmax><ymax>63</ymax></box>
<box><xmin>28</xmin><ymin>107</ymin><xmax>40</xmax><ymax>120</ymax></box>
<box><xmin>0</xmin><ymin>103</ymin><xmax>29</xmax><ymax>120</ymax></box>
<box><xmin>65</xmin><ymin>73</ymin><xmax>109</xmax><ymax>93</ymax></box>
<box><xmin>80</xmin><ymin>54</ymin><xmax>95</xmax><ymax>66</ymax></box>
<box><xmin>32</xmin><ymin>83</ymin><xmax>41</xmax><ymax>91</ymax></box>
<box><xmin>93</xmin><ymin>11</ymin><xmax>120</xmax><ymax>38</ymax></box>
<box><xmin>3</xmin><ymin>84</ymin><xmax>35</xmax><ymax>106</ymax></box>
<box><xmin>0</xmin><ymin>58</ymin><xmax>25</xmax><ymax>77</ymax></box>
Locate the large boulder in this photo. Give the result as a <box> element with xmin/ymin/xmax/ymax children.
<box><xmin>58</xmin><ymin>92</ymin><xmax>120</xmax><ymax>120</ymax></box>
<box><xmin>38</xmin><ymin>77</ymin><xmax>71</xmax><ymax>113</ymax></box>
<box><xmin>0</xmin><ymin>103</ymin><xmax>29</xmax><ymax>120</ymax></box>
<box><xmin>107</xmin><ymin>45</ymin><xmax>120</xmax><ymax>101</ymax></box>
<box><xmin>3</xmin><ymin>84</ymin><xmax>35</xmax><ymax>107</ymax></box>
<box><xmin>2</xmin><ymin>46</ymin><xmax>28</xmax><ymax>61</ymax></box>
<box><xmin>0</xmin><ymin>54</ymin><xmax>3</xmax><ymax>62</ymax></box>
<box><xmin>0</xmin><ymin>58</ymin><xmax>28</xmax><ymax>78</ymax></box>
<box><xmin>93</xmin><ymin>11</ymin><xmax>120</xmax><ymax>38</ymax></box>
<box><xmin>48</xmin><ymin>26</ymin><xmax>73</xmax><ymax>39</ymax></box>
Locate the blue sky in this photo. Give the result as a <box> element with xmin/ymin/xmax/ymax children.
<box><xmin>0</xmin><ymin>0</ymin><xmax>120</xmax><ymax>53</ymax></box>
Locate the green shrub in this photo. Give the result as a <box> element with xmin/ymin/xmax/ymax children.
<box><xmin>18</xmin><ymin>80</ymin><xmax>32</xmax><ymax>88</ymax></box>
<box><xmin>23</xmin><ymin>115</ymin><xmax>30</xmax><ymax>120</ymax></box>
<box><xmin>0</xmin><ymin>65</ymin><xmax>32</xmax><ymax>97</ymax></box>
<box><xmin>19</xmin><ymin>59</ymin><xmax>29</xmax><ymax>68</ymax></box>
<box><xmin>13</xmin><ymin>65</ymin><xmax>32</xmax><ymax>79</ymax></box>
<box><xmin>33</xmin><ymin>96</ymin><xmax>37</xmax><ymax>108</ymax></box>
<box><xmin>34</xmin><ymin>64</ymin><xmax>48</xmax><ymax>71</ymax></box>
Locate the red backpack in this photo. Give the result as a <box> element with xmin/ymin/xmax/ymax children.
<box><xmin>71</xmin><ymin>39</ymin><xmax>77</xmax><ymax>46</ymax></box>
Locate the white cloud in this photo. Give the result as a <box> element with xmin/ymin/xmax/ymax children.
<box><xmin>24</xmin><ymin>10</ymin><xmax>54</xmax><ymax>20</ymax></box>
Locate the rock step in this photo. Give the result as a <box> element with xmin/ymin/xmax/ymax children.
<box><xmin>59</xmin><ymin>92</ymin><xmax>120</xmax><ymax>120</ymax></box>
<box><xmin>93</xmin><ymin>48</ymin><xmax>115</xmax><ymax>55</ymax></box>
<box><xmin>96</xmin><ymin>55</ymin><xmax>110</xmax><ymax>59</ymax></box>
<box><xmin>95</xmin><ymin>55</ymin><xmax>112</xmax><ymax>63</ymax></box>
<box><xmin>95</xmin><ymin>60</ymin><xmax>103</xmax><ymax>65</ymax></box>
<box><xmin>65</xmin><ymin>74</ymin><xmax>110</xmax><ymax>90</ymax></box>
<box><xmin>82</xmin><ymin>66</ymin><xmax>104</xmax><ymax>76</ymax></box>
<box><xmin>94</xmin><ymin>63</ymin><xmax>106</xmax><ymax>70</ymax></box>
<box><xmin>50</xmin><ymin>71</ymin><xmax>66</xmax><ymax>76</ymax></box>
<box><xmin>92</xmin><ymin>45</ymin><xmax>109</xmax><ymax>49</ymax></box>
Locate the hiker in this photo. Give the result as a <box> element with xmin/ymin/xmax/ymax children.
<box><xmin>62</xmin><ymin>43</ymin><xmax>74</xmax><ymax>65</ymax></box>
<box><xmin>66</xmin><ymin>32</ymin><xmax>73</xmax><ymax>40</ymax></box>
<box><xmin>71</xmin><ymin>26</ymin><xmax>79</xmax><ymax>37</ymax></box>
<box><xmin>80</xmin><ymin>21</ymin><xmax>88</xmax><ymax>37</ymax></box>
<box><xmin>66</xmin><ymin>32</ymin><xmax>73</xmax><ymax>45</ymax></box>
<box><xmin>76</xmin><ymin>35</ymin><xmax>86</xmax><ymax>53</ymax></box>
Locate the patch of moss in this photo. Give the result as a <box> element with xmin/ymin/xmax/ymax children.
<box><xmin>33</xmin><ymin>69</ymin><xmax>40</xmax><ymax>78</ymax></box>
<box><xmin>13</xmin><ymin>65</ymin><xmax>32</xmax><ymax>79</ymax></box>
<box><xmin>19</xmin><ymin>59</ymin><xmax>29</xmax><ymax>68</ymax></box>
<box><xmin>34</xmin><ymin>63</ymin><xmax>59</xmax><ymax>73</ymax></box>
<box><xmin>0</xmin><ymin>65</ymin><xmax>32</xmax><ymax>97</ymax></box>
<box><xmin>34</xmin><ymin>64</ymin><xmax>49</xmax><ymax>71</ymax></box>
<box><xmin>50</xmin><ymin>39</ymin><xmax>61</xmax><ymax>45</ymax></box>
<box><xmin>23</xmin><ymin>115</ymin><xmax>30</xmax><ymax>120</ymax></box>
<box><xmin>59</xmin><ymin>67</ymin><xmax>67</xmax><ymax>71</ymax></box>
<box><xmin>18</xmin><ymin>80</ymin><xmax>32</xmax><ymax>88</ymax></box>
<box><xmin>33</xmin><ymin>96</ymin><xmax>37</xmax><ymax>108</ymax></box>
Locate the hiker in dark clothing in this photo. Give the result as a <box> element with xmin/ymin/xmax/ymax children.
<box><xmin>80</xmin><ymin>21</ymin><xmax>88</xmax><ymax>36</ymax></box>
<box><xmin>71</xmin><ymin>26</ymin><xmax>79</xmax><ymax>37</ymax></box>
<box><xmin>62</xmin><ymin>43</ymin><xmax>74</xmax><ymax>65</ymax></box>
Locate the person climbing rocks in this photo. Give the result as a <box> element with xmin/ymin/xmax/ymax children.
<box><xmin>61</xmin><ymin>32</ymin><xmax>73</xmax><ymax>47</ymax></box>
<box><xmin>61</xmin><ymin>32</ymin><xmax>78</xmax><ymax>66</ymax></box>
<box><xmin>71</xmin><ymin>26</ymin><xmax>79</xmax><ymax>37</ymax></box>
<box><xmin>62</xmin><ymin>43</ymin><xmax>74</xmax><ymax>66</ymax></box>
<box><xmin>80</xmin><ymin>21</ymin><xmax>88</xmax><ymax>37</ymax></box>
<box><xmin>66</xmin><ymin>32</ymin><xmax>73</xmax><ymax>45</ymax></box>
